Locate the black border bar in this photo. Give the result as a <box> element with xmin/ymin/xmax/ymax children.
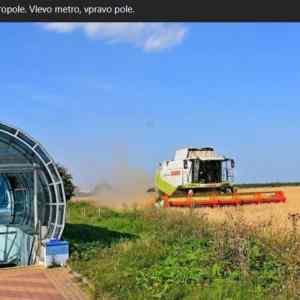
<box><xmin>1</xmin><ymin>0</ymin><xmax>300</xmax><ymax>21</ymax></box>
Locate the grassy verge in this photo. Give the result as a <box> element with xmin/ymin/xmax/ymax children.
<box><xmin>64</xmin><ymin>202</ymin><xmax>300</xmax><ymax>300</ymax></box>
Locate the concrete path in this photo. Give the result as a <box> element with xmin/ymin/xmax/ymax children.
<box><xmin>0</xmin><ymin>266</ymin><xmax>89</xmax><ymax>300</ymax></box>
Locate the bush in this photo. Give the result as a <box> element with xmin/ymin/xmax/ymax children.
<box><xmin>56</xmin><ymin>163</ymin><xmax>76</xmax><ymax>201</ymax></box>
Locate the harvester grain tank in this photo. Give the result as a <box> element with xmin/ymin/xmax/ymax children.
<box><xmin>155</xmin><ymin>147</ymin><xmax>286</xmax><ymax>207</ymax></box>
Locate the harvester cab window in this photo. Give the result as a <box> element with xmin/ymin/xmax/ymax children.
<box><xmin>222</xmin><ymin>159</ymin><xmax>234</xmax><ymax>181</ymax></box>
<box><xmin>192</xmin><ymin>160</ymin><xmax>222</xmax><ymax>184</ymax></box>
<box><xmin>192</xmin><ymin>159</ymin><xmax>201</xmax><ymax>183</ymax></box>
<box><xmin>183</xmin><ymin>160</ymin><xmax>188</xmax><ymax>169</ymax></box>
<box><xmin>231</xmin><ymin>159</ymin><xmax>235</xmax><ymax>169</ymax></box>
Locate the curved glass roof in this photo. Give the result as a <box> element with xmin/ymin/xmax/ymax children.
<box><xmin>0</xmin><ymin>122</ymin><xmax>66</xmax><ymax>239</ymax></box>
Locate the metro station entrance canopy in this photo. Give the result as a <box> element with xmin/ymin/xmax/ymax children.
<box><xmin>0</xmin><ymin>122</ymin><xmax>66</xmax><ymax>265</ymax></box>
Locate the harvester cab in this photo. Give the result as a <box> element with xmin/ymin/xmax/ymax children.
<box><xmin>157</xmin><ymin>147</ymin><xmax>235</xmax><ymax>195</ymax></box>
<box><xmin>155</xmin><ymin>147</ymin><xmax>286</xmax><ymax>208</ymax></box>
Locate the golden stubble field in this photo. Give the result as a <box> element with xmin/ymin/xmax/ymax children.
<box><xmin>72</xmin><ymin>186</ymin><xmax>300</xmax><ymax>230</ymax></box>
<box><xmin>191</xmin><ymin>186</ymin><xmax>300</xmax><ymax>230</ymax></box>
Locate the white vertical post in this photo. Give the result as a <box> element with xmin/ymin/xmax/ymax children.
<box><xmin>33</xmin><ymin>164</ymin><xmax>38</xmax><ymax>232</ymax></box>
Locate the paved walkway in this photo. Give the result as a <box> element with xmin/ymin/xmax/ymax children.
<box><xmin>0</xmin><ymin>266</ymin><xmax>89</xmax><ymax>300</ymax></box>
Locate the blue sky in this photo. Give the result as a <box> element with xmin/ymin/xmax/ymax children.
<box><xmin>1</xmin><ymin>23</ymin><xmax>300</xmax><ymax>189</ymax></box>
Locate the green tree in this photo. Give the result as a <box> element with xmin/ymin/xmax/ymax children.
<box><xmin>56</xmin><ymin>163</ymin><xmax>76</xmax><ymax>201</ymax></box>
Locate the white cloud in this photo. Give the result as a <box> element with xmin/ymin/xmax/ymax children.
<box><xmin>42</xmin><ymin>23</ymin><xmax>187</xmax><ymax>51</ymax></box>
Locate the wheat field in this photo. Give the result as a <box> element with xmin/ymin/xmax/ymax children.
<box><xmin>189</xmin><ymin>186</ymin><xmax>300</xmax><ymax>230</ymax></box>
<box><xmin>72</xmin><ymin>186</ymin><xmax>300</xmax><ymax>230</ymax></box>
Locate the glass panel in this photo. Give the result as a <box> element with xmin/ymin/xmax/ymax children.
<box><xmin>0</xmin><ymin>176</ymin><xmax>12</xmax><ymax>224</ymax></box>
<box><xmin>49</xmin><ymin>185</ymin><xmax>56</xmax><ymax>203</ymax></box>
<box><xmin>35</xmin><ymin>146</ymin><xmax>51</xmax><ymax>164</ymax></box>
<box><xmin>51</xmin><ymin>205</ymin><xmax>57</xmax><ymax>223</ymax></box>
<box><xmin>48</xmin><ymin>163</ymin><xmax>59</xmax><ymax>182</ymax></box>
<box><xmin>58</xmin><ymin>184</ymin><xmax>64</xmax><ymax>203</ymax></box>
<box><xmin>48</xmin><ymin>223</ymin><xmax>55</xmax><ymax>238</ymax></box>
<box><xmin>18</xmin><ymin>132</ymin><xmax>36</xmax><ymax>148</ymax></box>
<box><xmin>57</xmin><ymin>205</ymin><xmax>64</xmax><ymax>226</ymax></box>
<box><xmin>0</xmin><ymin>124</ymin><xmax>17</xmax><ymax>135</ymax></box>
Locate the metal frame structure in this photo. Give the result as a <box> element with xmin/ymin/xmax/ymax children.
<box><xmin>0</xmin><ymin>121</ymin><xmax>66</xmax><ymax>240</ymax></box>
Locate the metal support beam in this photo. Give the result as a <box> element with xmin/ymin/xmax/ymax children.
<box><xmin>33</xmin><ymin>164</ymin><xmax>38</xmax><ymax>232</ymax></box>
<box><xmin>0</xmin><ymin>164</ymin><xmax>38</xmax><ymax>174</ymax></box>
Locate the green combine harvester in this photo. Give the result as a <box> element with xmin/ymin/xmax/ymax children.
<box><xmin>155</xmin><ymin>147</ymin><xmax>286</xmax><ymax>207</ymax></box>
